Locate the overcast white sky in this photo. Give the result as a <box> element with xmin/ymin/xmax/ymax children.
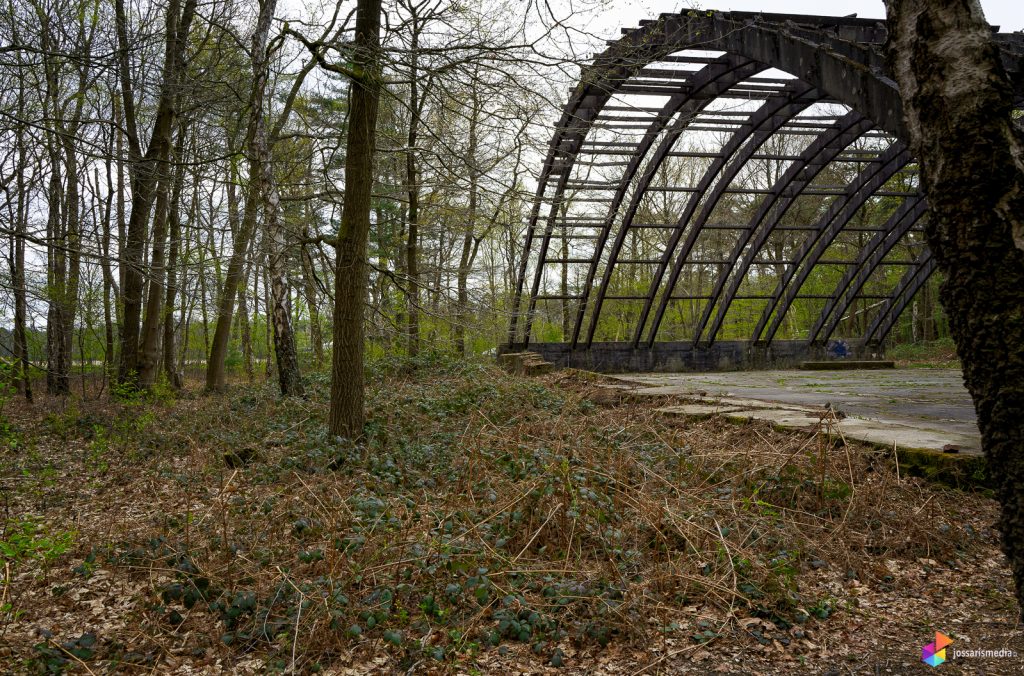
<box><xmin>595</xmin><ymin>0</ymin><xmax>1022</xmax><ymax>33</ymax></box>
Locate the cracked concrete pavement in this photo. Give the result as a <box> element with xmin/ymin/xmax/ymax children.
<box><xmin>606</xmin><ymin>368</ymin><xmax>981</xmax><ymax>456</ymax></box>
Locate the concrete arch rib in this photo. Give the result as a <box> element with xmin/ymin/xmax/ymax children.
<box><xmin>567</xmin><ymin>56</ymin><xmax>767</xmax><ymax>346</ymax></box>
<box><xmin>653</xmin><ymin>12</ymin><xmax>905</xmax><ymax>136</ymax></box>
<box><xmin>812</xmin><ymin>198</ymin><xmax>928</xmax><ymax>342</ymax></box>
<box><xmin>509</xmin><ymin>102</ymin><xmax>598</xmax><ymax>345</ymax></box>
<box><xmin>863</xmin><ymin>252</ymin><xmax>937</xmax><ymax>344</ymax></box>
<box><xmin>509</xmin><ymin>17</ymin><xmax>677</xmax><ymax>345</ymax></box>
<box><xmin>625</xmin><ymin>84</ymin><xmax>822</xmax><ymax>347</ymax></box>
<box><xmin>641</xmin><ymin>88</ymin><xmax>824</xmax><ymax>347</ymax></box>
<box><xmin>757</xmin><ymin>143</ymin><xmax>912</xmax><ymax>344</ymax></box>
<box><xmin>508</xmin><ymin>10</ymin><xmax>1022</xmax><ymax>361</ymax></box>
<box><xmin>510</xmin><ymin>10</ymin><xmax>908</xmax><ymax>346</ymax></box>
<box><xmin>699</xmin><ymin>111</ymin><xmax>874</xmax><ymax>345</ymax></box>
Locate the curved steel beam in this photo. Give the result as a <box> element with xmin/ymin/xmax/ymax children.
<box><xmin>566</xmin><ymin>56</ymin><xmax>765</xmax><ymax>346</ymax></box>
<box><xmin>509</xmin><ymin>102</ymin><xmax>602</xmax><ymax>344</ymax></box>
<box><xmin>757</xmin><ymin>143</ymin><xmax>912</xmax><ymax>343</ymax></box>
<box><xmin>700</xmin><ymin>111</ymin><xmax>873</xmax><ymax>344</ymax></box>
<box><xmin>641</xmin><ymin>87</ymin><xmax>823</xmax><ymax>346</ymax></box>
<box><xmin>510</xmin><ymin>10</ymin><xmax>900</xmax><ymax>345</ymax></box>
<box><xmin>587</xmin><ymin>80</ymin><xmax>822</xmax><ymax>346</ymax></box>
<box><xmin>624</xmin><ymin>84</ymin><xmax>824</xmax><ymax>347</ymax></box>
<box><xmin>509</xmin><ymin>18</ymin><xmax>686</xmax><ymax>344</ymax></box>
<box><xmin>510</xmin><ymin>11</ymin><xmax>1022</xmax><ymax>348</ymax></box>
<box><xmin>654</xmin><ymin>12</ymin><xmax>906</xmax><ymax>136</ymax></box>
<box><xmin>863</xmin><ymin>251</ymin><xmax>937</xmax><ymax>344</ymax></box>
<box><xmin>812</xmin><ymin>198</ymin><xmax>928</xmax><ymax>342</ymax></box>
<box><xmin>520</xmin><ymin>100</ymin><xmax>604</xmax><ymax>345</ymax></box>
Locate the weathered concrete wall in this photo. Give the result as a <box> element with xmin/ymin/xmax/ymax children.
<box><xmin>498</xmin><ymin>340</ymin><xmax>885</xmax><ymax>373</ymax></box>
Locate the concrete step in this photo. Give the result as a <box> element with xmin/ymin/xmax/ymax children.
<box><xmin>800</xmin><ymin>360</ymin><xmax>895</xmax><ymax>370</ymax></box>
<box><xmin>498</xmin><ymin>351</ymin><xmax>555</xmax><ymax>376</ymax></box>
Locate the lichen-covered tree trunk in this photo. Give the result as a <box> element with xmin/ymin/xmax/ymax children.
<box><xmin>300</xmin><ymin>229</ymin><xmax>324</xmax><ymax>367</ymax></box>
<box><xmin>260</xmin><ymin>127</ymin><xmax>303</xmax><ymax>396</ymax></box>
<box><xmin>885</xmin><ymin>0</ymin><xmax>1024</xmax><ymax>617</ymax></box>
<box><xmin>238</xmin><ymin>264</ymin><xmax>255</xmax><ymax>381</ymax></box>
<box><xmin>329</xmin><ymin>0</ymin><xmax>382</xmax><ymax>437</ymax></box>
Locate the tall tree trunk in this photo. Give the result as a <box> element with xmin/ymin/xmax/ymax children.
<box><xmin>12</xmin><ymin>80</ymin><xmax>32</xmax><ymax>402</ymax></box>
<box><xmin>114</xmin><ymin>97</ymin><xmax>127</xmax><ymax>302</ymax></box>
<box><xmin>404</xmin><ymin>21</ymin><xmax>421</xmax><ymax>358</ymax></box>
<box><xmin>40</xmin><ymin>15</ymin><xmax>65</xmax><ymax>396</ymax></box>
<box><xmin>115</xmin><ymin>0</ymin><xmax>197</xmax><ymax>386</ymax></box>
<box><xmin>205</xmin><ymin>0</ymin><xmax>276</xmax><ymax>391</ymax></box>
<box><xmin>207</xmin><ymin>157</ymin><xmax>256</xmax><ymax>388</ymax></box>
<box><xmin>455</xmin><ymin>85</ymin><xmax>480</xmax><ymax>356</ymax></box>
<box><xmin>329</xmin><ymin>0</ymin><xmax>382</xmax><ymax>438</ymax></box>
<box><xmin>395</xmin><ymin>214</ymin><xmax>407</xmax><ymax>350</ymax></box>
<box><xmin>55</xmin><ymin>136</ymin><xmax>82</xmax><ymax>397</ymax></box>
<box><xmin>885</xmin><ymin>0</ymin><xmax>1024</xmax><ymax>617</ymax></box>
<box><xmin>262</xmin><ymin>267</ymin><xmax>273</xmax><ymax>378</ymax></box>
<box><xmin>138</xmin><ymin>167</ymin><xmax>172</xmax><ymax>387</ymax></box>
<box><xmin>238</xmin><ymin>262</ymin><xmax>254</xmax><ymax>381</ymax></box>
<box><xmin>198</xmin><ymin>232</ymin><xmax>210</xmax><ymax>356</ymax></box>
<box><xmin>44</xmin><ymin>139</ymin><xmax>65</xmax><ymax>395</ymax></box>
<box><xmin>39</xmin><ymin>6</ymin><xmax>89</xmax><ymax>396</ymax></box>
<box><xmin>163</xmin><ymin>134</ymin><xmax>187</xmax><ymax>388</ymax></box>
<box><xmin>262</xmin><ymin>143</ymin><xmax>304</xmax><ymax>395</ymax></box>
<box><xmin>456</xmin><ymin>226</ymin><xmax>474</xmax><ymax>355</ymax></box>
<box><xmin>300</xmin><ymin>231</ymin><xmax>324</xmax><ymax>366</ymax></box>
<box><xmin>102</xmin><ymin>139</ymin><xmax>118</xmax><ymax>379</ymax></box>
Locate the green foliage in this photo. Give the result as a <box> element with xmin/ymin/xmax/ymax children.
<box><xmin>1</xmin><ymin>516</ymin><xmax>75</xmax><ymax>624</ymax></box>
<box><xmin>110</xmin><ymin>376</ymin><xmax>145</xmax><ymax>405</ymax></box>
<box><xmin>31</xmin><ymin>633</ymin><xmax>98</xmax><ymax>673</ymax></box>
<box><xmin>0</xmin><ymin>359</ymin><xmax>21</xmax><ymax>451</ymax></box>
<box><xmin>887</xmin><ymin>336</ymin><xmax>960</xmax><ymax>367</ymax></box>
<box><xmin>0</xmin><ymin>517</ymin><xmax>75</xmax><ymax>569</ymax></box>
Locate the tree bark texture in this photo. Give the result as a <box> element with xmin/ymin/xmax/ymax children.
<box><xmin>205</xmin><ymin>0</ymin><xmax>275</xmax><ymax>392</ymax></box>
<box><xmin>404</xmin><ymin>19</ymin><xmax>421</xmax><ymax>358</ymax></box>
<box><xmin>138</xmin><ymin>167</ymin><xmax>171</xmax><ymax>388</ymax></box>
<box><xmin>259</xmin><ymin>117</ymin><xmax>304</xmax><ymax>396</ymax></box>
<box><xmin>885</xmin><ymin>0</ymin><xmax>1024</xmax><ymax>616</ymax></box>
<box><xmin>116</xmin><ymin>0</ymin><xmax>197</xmax><ymax>386</ymax></box>
<box><xmin>12</xmin><ymin>79</ymin><xmax>32</xmax><ymax>401</ymax></box>
<box><xmin>455</xmin><ymin>84</ymin><xmax>480</xmax><ymax>356</ymax></box>
<box><xmin>300</xmin><ymin>230</ymin><xmax>325</xmax><ymax>366</ymax></box>
<box><xmin>163</xmin><ymin>136</ymin><xmax>187</xmax><ymax>388</ymax></box>
<box><xmin>329</xmin><ymin>0</ymin><xmax>382</xmax><ymax>438</ymax></box>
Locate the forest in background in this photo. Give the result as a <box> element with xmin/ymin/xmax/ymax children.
<box><xmin>0</xmin><ymin>0</ymin><xmax>949</xmax><ymax>405</ymax></box>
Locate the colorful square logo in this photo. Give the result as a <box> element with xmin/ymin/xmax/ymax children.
<box><xmin>922</xmin><ymin>632</ymin><xmax>953</xmax><ymax>667</ymax></box>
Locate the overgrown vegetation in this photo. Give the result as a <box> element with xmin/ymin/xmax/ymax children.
<box><xmin>887</xmin><ymin>336</ymin><xmax>960</xmax><ymax>368</ymax></box>
<box><xmin>0</xmin><ymin>359</ymin><xmax>1015</xmax><ymax>672</ymax></box>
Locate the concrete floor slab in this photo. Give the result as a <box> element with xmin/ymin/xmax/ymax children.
<box><xmin>659</xmin><ymin>403</ymin><xmax>748</xmax><ymax>416</ymax></box>
<box><xmin>615</xmin><ymin>368</ymin><xmax>981</xmax><ymax>455</ymax></box>
<box><xmin>727</xmin><ymin>408</ymin><xmax>826</xmax><ymax>427</ymax></box>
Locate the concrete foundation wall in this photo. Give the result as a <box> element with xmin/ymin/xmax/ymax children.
<box><xmin>498</xmin><ymin>340</ymin><xmax>885</xmax><ymax>373</ymax></box>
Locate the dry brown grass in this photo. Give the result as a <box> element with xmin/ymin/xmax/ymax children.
<box><xmin>0</xmin><ymin>359</ymin><xmax>1016</xmax><ymax>674</ymax></box>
